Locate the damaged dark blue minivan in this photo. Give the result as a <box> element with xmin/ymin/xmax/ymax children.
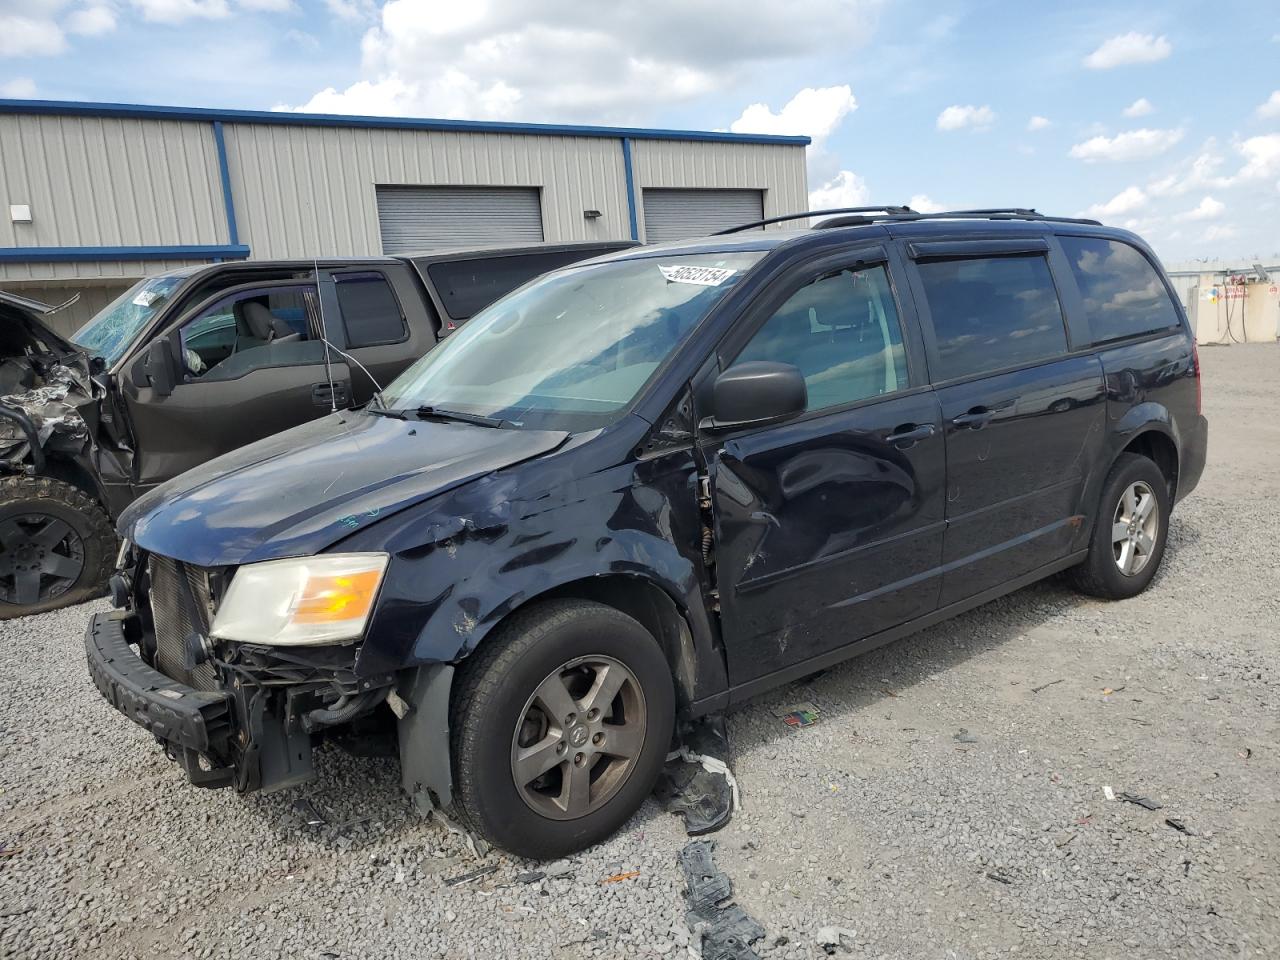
<box><xmin>85</xmin><ymin>208</ymin><xmax>1208</xmax><ymax>859</ymax></box>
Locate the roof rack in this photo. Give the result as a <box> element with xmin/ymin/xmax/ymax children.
<box><xmin>715</xmin><ymin>206</ymin><xmax>1102</xmax><ymax>235</ymax></box>
<box><xmin>713</xmin><ymin>206</ymin><xmax>915</xmax><ymax>235</ymax></box>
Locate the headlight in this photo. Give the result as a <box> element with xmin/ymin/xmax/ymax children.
<box><xmin>210</xmin><ymin>553</ymin><xmax>389</xmax><ymax>646</ymax></box>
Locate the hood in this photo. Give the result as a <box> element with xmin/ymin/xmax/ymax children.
<box><xmin>121</xmin><ymin>411</ymin><xmax>569</xmax><ymax>567</ymax></box>
<box><xmin>0</xmin><ymin>290</ymin><xmax>84</xmax><ymax>357</ymax></box>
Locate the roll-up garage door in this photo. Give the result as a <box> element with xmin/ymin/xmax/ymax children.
<box><xmin>641</xmin><ymin>188</ymin><xmax>764</xmax><ymax>243</ymax></box>
<box><xmin>375</xmin><ymin>186</ymin><xmax>544</xmax><ymax>253</ymax></box>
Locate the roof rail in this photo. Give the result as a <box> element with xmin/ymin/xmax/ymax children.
<box><xmin>714</xmin><ymin>206</ymin><xmax>1102</xmax><ymax>236</ymax></box>
<box><xmin>713</xmin><ymin>206</ymin><xmax>915</xmax><ymax>235</ymax></box>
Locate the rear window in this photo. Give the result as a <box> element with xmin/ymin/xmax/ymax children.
<box><xmin>1059</xmin><ymin>237</ymin><xmax>1181</xmax><ymax>344</ymax></box>
<box><xmin>335</xmin><ymin>273</ymin><xmax>406</xmax><ymax>348</ymax></box>
<box><xmin>917</xmin><ymin>255</ymin><xmax>1069</xmax><ymax>381</ymax></box>
<box><xmin>425</xmin><ymin>250</ymin><xmax>612</xmax><ymax>322</ymax></box>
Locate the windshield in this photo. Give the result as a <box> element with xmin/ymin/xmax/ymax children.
<box><xmin>72</xmin><ymin>275</ymin><xmax>185</xmax><ymax>365</ymax></box>
<box><xmin>380</xmin><ymin>251</ymin><xmax>764</xmax><ymax>431</ymax></box>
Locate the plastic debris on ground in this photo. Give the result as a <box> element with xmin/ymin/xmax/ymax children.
<box><xmin>679</xmin><ymin>840</ymin><xmax>765</xmax><ymax>960</ymax></box>
<box><xmin>772</xmin><ymin>701</ymin><xmax>821</xmax><ymax>728</ymax></box>
<box><xmin>953</xmin><ymin>728</ymin><xmax>979</xmax><ymax>744</ymax></box>
<box><xmin>816</xmin><ymin>925</ymin><xmax>858</xmax><ymax>955</ymax></box>
<box><xmin>444</xmin><ymin>864</ymin><xmax>499</xmax><ymax>887</ymax></box>
<box><xmin>600</xmin><ymin>870</ymin><xmax>640</xmax><ymax>885</ymax></box>
<box><xmin>1118</xmin><ymin>792</ymin><xmax>1163</xmax><ymax>810</ymax></box>
<box><xmin>656</xmin><ymin>714</ymin><xmax>739</xmax><ymax>836</ymax></box>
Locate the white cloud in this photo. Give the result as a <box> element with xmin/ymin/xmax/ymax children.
<box><xmin>936</xmin><ymin>104</ymin><xmax>995</xmax><ymax>131</ymax></box>
<box><xmin>1083</xmin><ymin>185</ymin><xmax>1148</xmax><ymax>219</ymax></box>
<box><xmin>1122</xmin><ymin>97</ymin><xmax>1154</xmax><ymax>117</ymax></box>
<box><xmin>287</xmin><ymin>1</ymin><xmax>882</xmax><ymax>123</ymax></box>
<box><xmin>1148</xmin><ymin>147</ymin><xmax>1229</xmax><ymax>196</ymax></box>
<box><xmin>908</xmin><ymin>194</ymin><xmax>945</xmax><ymax>213</ymax></box>
<box><xmin>1</xmin><ymin>76</ymin><xmax>38</xmax><ymax>97</ymax></box>
<box><xmin>1175</xmin><ymin>196</ymin><xmax>1225</xmax><ymax>221</ymax></box>
<box><xmin>1069</xmin><ymin>127</ymin><xmax>1184</xmax><ymax>162</ymax></box>
<box><xmin>1027</xmin><ymin>115</ymin><xmax>1051</xmax><ymax>131</ymax></box>
<box><xmin>1233</xmin><ymin>134</ymin><xmax>1280</xmax><ymax>181</ymax></box>
<box><xmin>238</xmin><ymin>0</ymin><xmax>293</xmax><ymax>9</ymax></box>
<box><xmin>1083</xmin><ymin>32</ymin><xmax>1172</xmax><ymax>70</ymax></box>
<box><xmin>1202</xmin><ymin>224</ymin><xmax>1237</xmax><ymax>243</ymax></box>
<box><xmin>809</xmin><ymin>170</ymin><xmax>871</xmax><ymax>212</ymax></box>
<box><xmin>128</xmin><ymin>0</ymin><xmax>230</xmax><ymax>23</ymax></box>
<box><xmin>1257</xmin><ymin>91</ymin><xmax>1280</xmax><ymax>120</ymax></box>
<box><xmin>325</xmin><ymin>0</ymin><xmax>375</xmax><ymax>19</ymax></box>
<box><xmin>67</xmin><ymin>4</ymin><xmax>117</xmax><ymax>35</ymax></box>
<box><xmin>0</xmin><ymin>15</ymin><xmax>67</xmax><ymax>56</ymax></box>
<box><xmin>731</xmin><ymin>86</ymin><xmax>856</xmax><ymax>147</ymax></box>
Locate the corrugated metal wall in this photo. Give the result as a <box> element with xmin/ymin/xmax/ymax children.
<box><xmin>629</xmin><ymin>140</ymin><xmax>809</xmax><ymax>241</ymax></box>
<box><xmin>0</xmin><ymin>113</ymin><xmax>226</xmax><ymax>282</ymax></box>
<box><xmin>222</xmin><ymin>125</ymin><xmax>634</xmax><ymax>258</ymax></box>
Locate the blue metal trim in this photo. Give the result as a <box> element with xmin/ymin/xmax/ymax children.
<box><xmin>0</xmin><ymin>98</ymin><xmax>812</xmax><ymax>146</ymax></box>
<box><xmin>0</xmin><ymin>245</ymin><xmax>250</xmax><ymax>263</ymax></box>
<box><xmin>211</xmin><ymin>121</ymin><xmax>239</xmax><ymax>246</ymax></box>
<box><xmin>621</xmin><ymin>138</ymin><xmax>639</xmax><ymax>242</ymax></box>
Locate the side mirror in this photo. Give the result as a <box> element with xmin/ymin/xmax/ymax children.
<box><xmin>706</xmin><ymin>361</ymin><xmax>807</xmax><ymax>430</ymax></box>
<box><xmin>143</xmin><ymin>337</ymin><xmax>177</xmax><ymax>397</ymax></box>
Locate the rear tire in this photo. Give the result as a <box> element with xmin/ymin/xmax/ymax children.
<box><xmin>1069</xmin><ymin>453</ymin><xmax>1170</xmax><ymax>600</ymax></box>
<box><xmin>449</xmin><ymin>599</ymin><xmax>675</xmax><ymax>859</ymax></box>
<box><xmin>0</xmin><ymin>475</ymin><xmax>115</xmax><ymax>619</ymax></box>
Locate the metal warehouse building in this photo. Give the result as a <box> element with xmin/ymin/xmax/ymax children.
<box><xmin>0</xmin><ymin>99</ymin><xmax>810</xmax><ymax>336</ymax></box>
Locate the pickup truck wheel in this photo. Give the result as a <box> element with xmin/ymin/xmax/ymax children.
<box><xmin>449</xmin><ymin>599</ymin><xmax>675</xmax><ymax>859</ymax></box>
<box><xmin>1069</xmin><ymin>453</ymin><xmax>1170</xmax><ymax>600</ymax></box>
<box><xmin>0</xmin><ymin>475</ymin><xmax>115</xmax><ymax>619</ymax></box>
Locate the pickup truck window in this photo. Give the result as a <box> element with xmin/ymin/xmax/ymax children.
<box><xmin>381</xmin><ymin>251</ymin><xmax>765</xmax><ymax>432</ymax></box>
<box><xmin>72</xmin><ymin>275</ymin><xmax>184</xmax><ymax>365</ymax></box>
<box><xmin>335</xmin><ymin>273</ymin><xmax>407</xmax><ymax>348</ymax></box>
<box><xmin>179</xmin><ymin>285</ymin><xmax>321</xmax><ymax>381</ymax></box>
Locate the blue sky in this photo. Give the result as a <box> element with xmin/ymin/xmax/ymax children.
<box><xmin>2</xmin><ymin>0</ymin><xmax>1278</xmax><ymax>262</ymax></box>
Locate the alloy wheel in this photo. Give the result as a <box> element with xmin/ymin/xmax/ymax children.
<box><xmin>509</xmin><ymin>655</ymin><xmax>647</xmax><ymax>821</ymax></box>
<box><xmin>1111</xmin><ymin>480</ymin><xmax>1159</xmax><ymax>577</ymax></box>
<box><xmin>0</xmin><ymin>513</ymin><xmax>86</xmax><ymax>606</ymax></box>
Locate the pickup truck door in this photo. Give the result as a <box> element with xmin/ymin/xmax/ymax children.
<box><xmin>121</xmin><ymin>279</ymin><xmax>351</xmax><ymax>489</ymax></box>
<box><xmin>706</xmin><ymin>246</ymin><xmax>947</xmax><ymax>687</ymax></box>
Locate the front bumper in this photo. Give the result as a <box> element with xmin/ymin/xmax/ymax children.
<box><xmin>84</xmin><ymin>611</ymin><xmax>236</xmax><ymax>785</ymax></box>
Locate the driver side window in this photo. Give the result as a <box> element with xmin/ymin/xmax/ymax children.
<box><xmin>179</xmin><ymin>286</ymin><xmax>322</xmax><ymax>382</ymax></box>
<box><xmin>733</xmin><ymin>263</ymin><xmax>909</xmax><ymax>413</ymax></box>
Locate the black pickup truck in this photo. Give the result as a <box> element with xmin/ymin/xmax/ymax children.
<box><xmin>0</xmin><ymin>241</ymin><xmax>632</xmax><ymax>618</ymax></box>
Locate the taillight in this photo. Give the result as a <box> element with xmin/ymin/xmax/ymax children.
<box><xmin>1192</xmin><ymin>339</ymin><xmax>1202</xmax><ymax>415</ymax></box>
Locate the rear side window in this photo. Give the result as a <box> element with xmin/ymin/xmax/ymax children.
<box><xmin>917</xmin><ymin>255</ymin><xmax>1068</xmax><ymax>381</ymax></box>
<box><xmin>335</xmin><ymin>273</ymin><xmax>406</xmax><ymax>347</ymax></box>
<box><xmin>1059</xmin><ymin>237</ymin><xmax>1181</xmax><ymax>343</ymax></box>
<box><xmin>425</xmin><ymin>251</ymin><xmax>607</xmax><ymax>322</ymax></box>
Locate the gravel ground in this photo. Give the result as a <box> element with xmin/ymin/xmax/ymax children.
<box><xmin>2</xmin><ymin>343</ymin><xmax>1278</xmax><ymax>960</ymax></box>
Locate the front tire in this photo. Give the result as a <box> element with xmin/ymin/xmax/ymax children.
<box><xmin>449</xmin><ymin>599</ymin><xmax>675</xmax><ymax>859</ymax></box>
<box><xmin>1069</xmin><ymin>453</ymin><xmax>1170</xmax><ymax>600</ymax></box>
<box><xmin>0</xmin><ymin>475</ymin><xmax>115</xmax><ymax>619</ymax></box>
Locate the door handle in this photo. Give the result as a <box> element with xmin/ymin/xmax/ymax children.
<box><xmin>951</xmin><ymin>407</ymin><xmax>993</xmax><ymax>430</ymax></box>
<box><xmin>885</xmin><ymin>423</ymin><xmax>937</xmax><ymax>447</ymax></box>
<box><xmin>312</xmin><ymin>381</ymin><xmax>351</xmax><ymax>408</ymax></box>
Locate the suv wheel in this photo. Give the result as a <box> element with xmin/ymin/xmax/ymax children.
<box><xmin>0</xmin><ymin>475</ymin><xmax>116</xmax><ymax>619</ymax></box>
<box><xmin>1069</xmin><ymin>453</ymin><xmax>1171</xmax><ymax>600</ymax></box>
<box><xmin>449</xmin><ymin>599</ymin><xmax>674</xmax><ymax>859</ymax></box>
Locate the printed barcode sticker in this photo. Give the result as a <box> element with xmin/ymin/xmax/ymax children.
<box><xmin>659</xmin><ymin>265</ymin><xmax>737</xmax><ymax>286</ymax></box>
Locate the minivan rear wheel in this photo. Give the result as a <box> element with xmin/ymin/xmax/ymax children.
<box><xmin>1069</xmin><ymin>453</ymin><xmax>1170</xmax><ymax>600</ymax></box>
<box><xmin>449</xmin><ymin>599</ymin><xmax>674</xmax><ymax>859</ymax></box>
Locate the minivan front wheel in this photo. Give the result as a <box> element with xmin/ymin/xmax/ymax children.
<box><xmin>1070</xmin><ymin>453</ymin><xmax>1171</xmax><ymax>600</ymax></box>
<box><xmin>449</xmin><ymin>599</ymin><xmax>674</xmax><ymax>859</ymax></box>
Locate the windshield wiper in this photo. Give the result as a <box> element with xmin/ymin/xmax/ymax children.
<box><xmin>365</xmin><ymin>394</ymin><xmax>406</xmax><ymax>419</ymax></box>
<box><xmin>414</xmin><ymin>405</ymin><xmax>511</xmax><ymax>429</ymax></box>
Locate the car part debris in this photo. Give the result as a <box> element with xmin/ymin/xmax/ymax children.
<box><xmin>444</xmin><ymin>864</ymin><xmax>499</xmax><ymax>887</ymax></box>
<box><xmin>1031</xmin><ymin>678</ymin><xmax>1063</xmax><ymax>694</ymax></box>
<box><xmin>657</xmin><ymin>715</ymin><xmax>739</xmax><ymax>835</ymax></box>
<box><xmin>292</xmin><ymin>798</ymin><xmax>328</xmax><ymax>827</ymax></box>
<box><xmin>1165</xmin><ymin>818</ymin><xmax>1194</xmax><ymax>835</ymax></box>
<box><xmin>954</xmin><ymin>728</ymin><xmax>978</xmax><ymax>744</ymax></box>
<box><xmin>1118</xmin><ymin>792</ymin><xmax>1162</xmax><ymax>810</ymax></box>
<box><xmin>679</xmin><ymin>840</ymin><xmax>765</xmax><ymax>960</ymax></box>
<box><xmin>1103</xmin><ymin>785</ymin><xmax>1116</xmax><ymax>801</ymax></box>
<box><xmin>816</xmin><ymin>925</ymin><xmax>858</xmax><ymax>955</ymax></box>
<box><xmin>600</xmin><ymin>870</ymin><xmax>640</xmax><ymax>885</ymax></box>
<box><xmin>985</xmin><ymin>871</ymin><xmax>1013</xmax><ymax>885</ymax></box>
<box><xmin>773</xmin><ymin>701</ymin><xmax>821</xmax><ymax>727</ymax></box>
<box><xmin>514</xmin><ymin>871</ymin><xmax>545</xmax><ymax>884</ymax></box>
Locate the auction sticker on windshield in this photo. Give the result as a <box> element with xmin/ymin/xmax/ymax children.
<box><xmin>659</xmin><ymin>265</ymin><xmax>737</xmax><ymax>286</ymax></box>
